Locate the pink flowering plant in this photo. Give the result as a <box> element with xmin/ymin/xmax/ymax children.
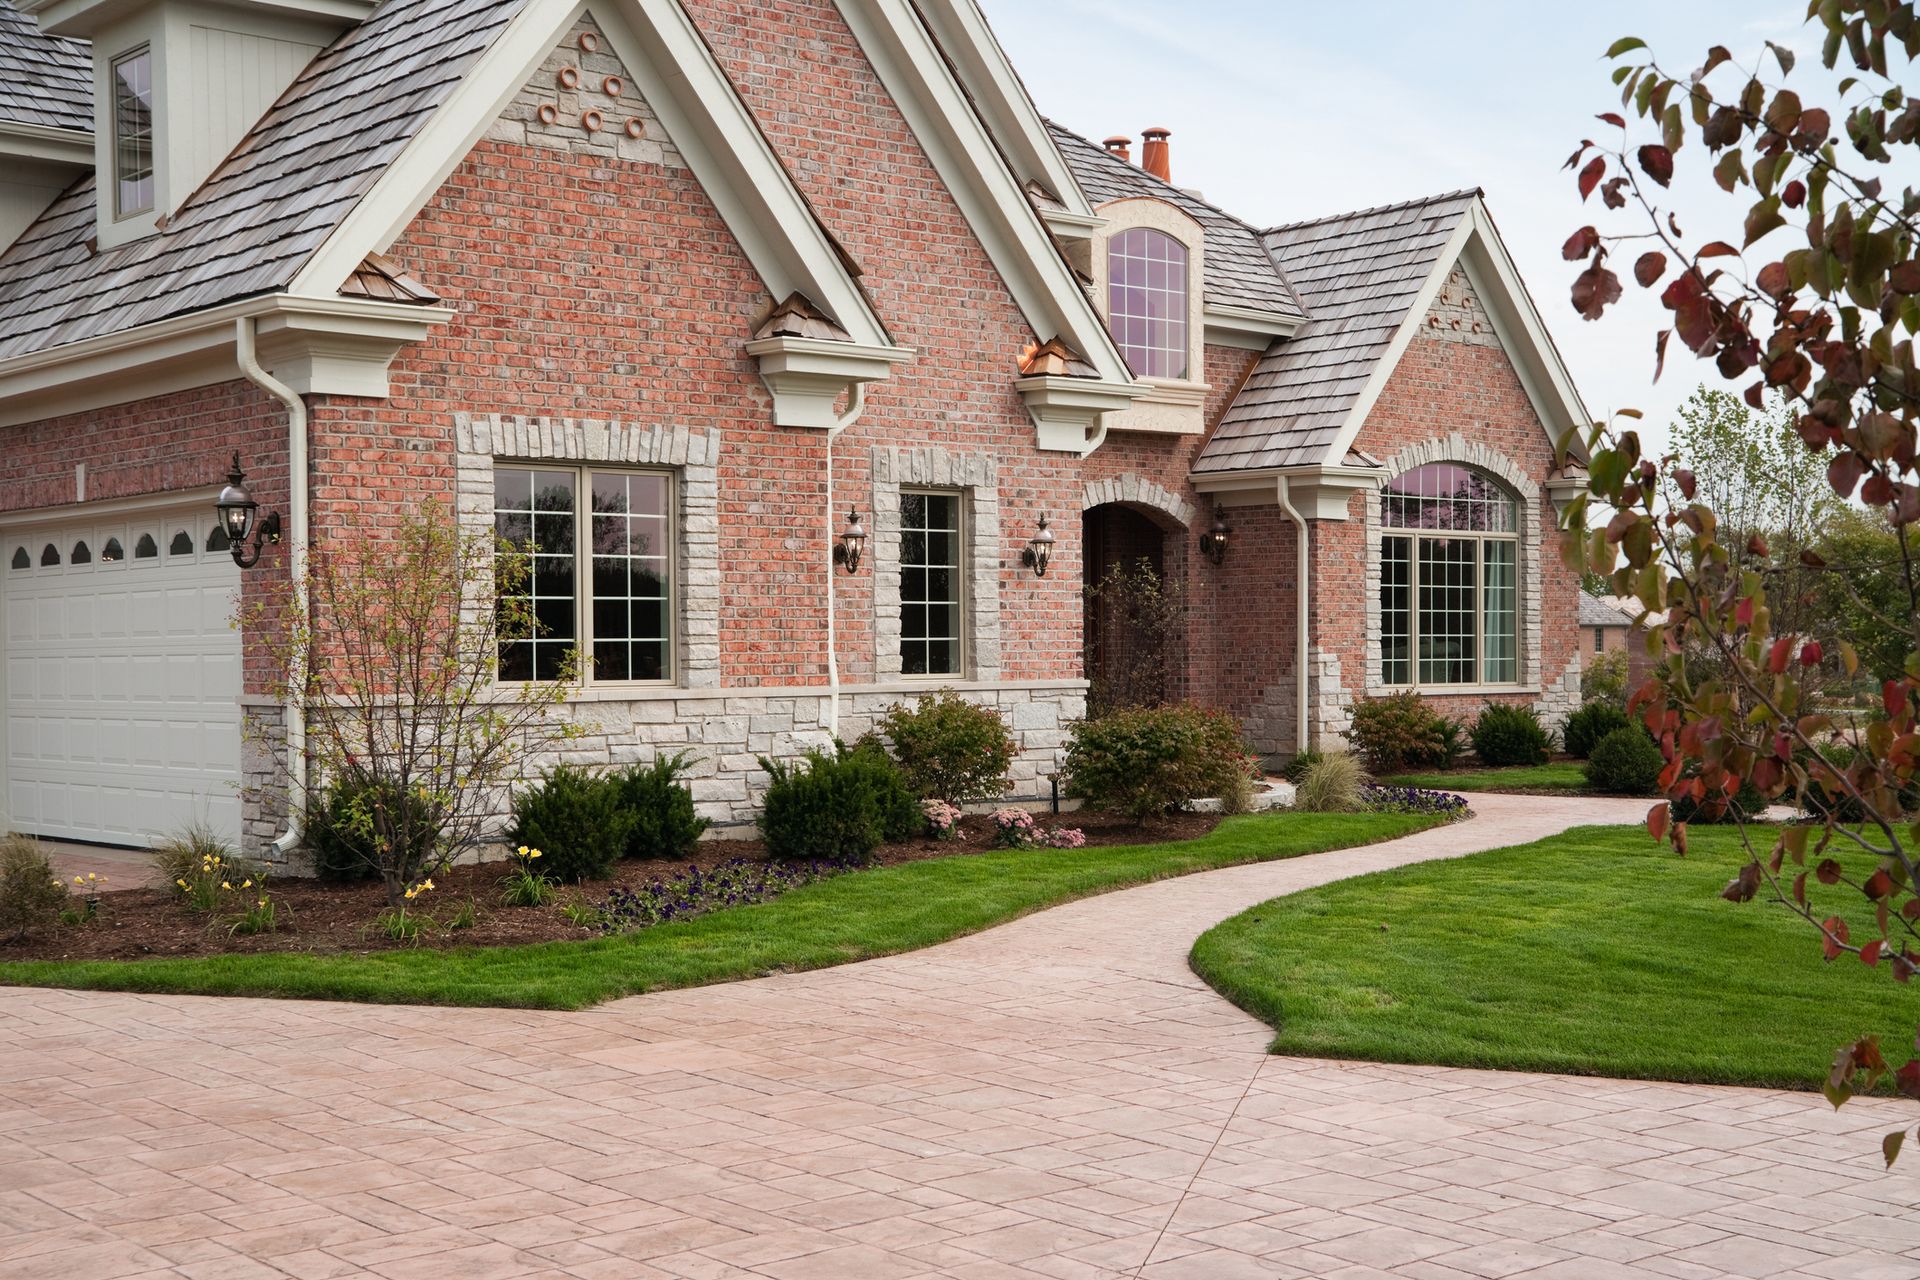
<box><xmin>922</xmin><ymin>799</ymin><xmax>964</xmax><ymax>840</ymax></box>
<box><xmin>991</xmin><ymin>807</ymin><xmax>1086</xmax><ymax>850</ymax></box>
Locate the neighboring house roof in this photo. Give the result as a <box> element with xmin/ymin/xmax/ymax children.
<box><xmin>0</xmin><ymin>0</ymin><xmax>89</xmax><ymax>135</ymax></box>
<box><xmin>0</xmin><ymin>0</ymin><xmax>526</xmax><ymax>362</ymax></box>
<box><xmin>1195</xmin><ymin>189</ymin><xmax>1478</xmax><ymax>473</ymax></box>
<box><xmin>1047</xmin><ymin>121</ymin><xmax>1305</xmax><ymax>323</ymax></box>
<box><xmin>1579</xmin><ymin>593</ymin><xmax>1634</xmax><ymax>629</ymax></box>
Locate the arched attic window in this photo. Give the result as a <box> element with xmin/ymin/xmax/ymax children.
<box><xmin>1107</xmin><ymin>227</ymin><xmax>1190</xmax><ymax>380</ymax></box>
<box><xmin>1379</xmin><ymin>464</ymin><xmax>1520</xmax><ymax>687</ymax></box>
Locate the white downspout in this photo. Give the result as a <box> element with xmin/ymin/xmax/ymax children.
<box><xmin>823</xmin><ymin>383</ymin><xmax>868</xmax><ymax>741</ymax></box>
<box><xmin>1277</xmin><ymin>475</ymin><xmax>1310</xmax><ymax>756</ymax></box>
<box><xmin>235</xmin><ymin>318</ymin><xmax>309</xmax><ymax>859</ymax></box>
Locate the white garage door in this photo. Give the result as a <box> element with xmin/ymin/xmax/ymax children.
<box><xmin>2</xmin><ymin>507</ymin><xmax>243</xmax><ymax>848</ymax></box>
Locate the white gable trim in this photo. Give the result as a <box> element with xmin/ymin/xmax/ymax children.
<box><xmin>1322</xmin><ymin>197</ymin><xmax>1591</xmax><ymax>468</ymax></box>
<box><xmin>831</xmin><ymin>0</ymin><xmax>1136</xmax><ymax>392</ymax></box>
<box><xmin>290</xmin><ymin>0</ymin><xmax>895</xmax><ymax>352</ymax></box>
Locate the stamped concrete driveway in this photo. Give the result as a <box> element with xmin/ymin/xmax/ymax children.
<box><xmin>6</xmin><ymin>793</ymin><xmax>1920</xmax><ymax>1280</ymax></box>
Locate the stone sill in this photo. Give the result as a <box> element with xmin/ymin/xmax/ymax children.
<box><xmin>1369</xmin><ymin>684</ymin><xmax>1541</xmax><ymax>698</ymax></box>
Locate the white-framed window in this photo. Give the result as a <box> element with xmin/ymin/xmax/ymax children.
<box><xmin>899</xmin><ymin>489</ymin><xmax>964</xmax><ymax>677</ymax></box>
<box><xmin>1593</xmin><ymin>627</ymin><xmax>1605</xmax><ymax>654</ymax></box>
<box><xmin>492</xmin><ymin>464</ymin><xmax>674</xmax><ymax>684</ymax></box>
<box><xmin>1379</xmin><ymin>463</ymin><xmax>1520</xmax><ymax>687</ymax></box>
<box><xmin>1107</xmin><ymin>227</ymin><xmax>1190</xmax><ymax>380</ymax></box>
<box><xmin>111</xmin><ymin>47</ymin><xmax>154</xmax><ymax>219</ymax></box>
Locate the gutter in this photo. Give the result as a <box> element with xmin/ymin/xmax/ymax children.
<box><xmin>823</xmin><ymin>384</ymin><xmax>869</xmax><ymax>741</ymax></box>
<box><xmin>1276</xmin><ymin>474</ymin><xmax>1309</xmax><ymax>755</ymax></box>
<box><xmin>235</xmin><ymin>317</ymin><xmax>310</xmax><ymax>859</ymax></box>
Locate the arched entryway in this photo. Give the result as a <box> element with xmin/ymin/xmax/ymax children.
<box><xmin>1083</xmin><ymin>501</ymin><xmax>1185</xmax><ymax>715</ymax></box>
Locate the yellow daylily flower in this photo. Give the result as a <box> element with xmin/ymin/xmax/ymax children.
<box><xmin>176</xmin><ymin>879</ymin><xmax>188</xmax><ymax>889</ymax></box>
<box><xmin>241</xmin><ymin>880</ymin><xmax>253</xmax><ymax>889</ymax></box>
<box><xmin>221</xmin><ymin>881</ymin><xmax>232</xmax><ymax>890</ymax></box>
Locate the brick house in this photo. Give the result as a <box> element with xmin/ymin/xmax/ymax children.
<box><xmin>0</xmin><ymin>0</ymin><xmax>1591</xmax><ymax>857</ymax></box>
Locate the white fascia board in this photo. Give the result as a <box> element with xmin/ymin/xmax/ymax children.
<box><xmin>1040</xmin><ymin>207</ymin><xmax>1105</xmax><ymax>244</ymax></box>
<box><xmin>1459</xmin><ymin>199</ymin><xmax>1593</xmax><ymax>463</ymax></box>
<box><xmin>0</xmin><ymin>120</ymin><xmax>93</xmax><ymax>167</ymax></box>
<box><xmin>1191</xmin><ymin>463</ymin><xmax>1384</xmax><ymax>520</ymax></box>
<box><xmin>833</xmin><ymin>0</ymin><xmax>1134</xmax><ymax>387</ymax></box>
<box><xmin>1204</xmin><ymin>302</ymin><xmax>1300</xmax><ymax>350</ymax></box>
<box><xmin>913</xmin><ymin>0</ymin><xmax>1095</xmax><ymax>220</ymax></box>
<box><xmin>0</xmin><ymin>294</ymin><xmax>451</xmax><ymax>425</ymax></box>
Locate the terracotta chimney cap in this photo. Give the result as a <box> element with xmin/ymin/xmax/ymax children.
<box><xmin>1139</xmin><ymin>127</ymin><xmax>1171</xmax><ymax>183</ymax></box>
<box><xmin>1102</xmin><ymin>135</ymin><xmax>1132</xmax><ymax>162</ymax></box>
<box><xmin>1142</xmin><ymin>126</ymin><xmax>1172</xmax><ymax>140</ymax></box>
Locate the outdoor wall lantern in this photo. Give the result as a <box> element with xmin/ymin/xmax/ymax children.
<box><xmin>1199</xmin><ymin>506</ymin><xmax>1231</xmax><ymax>566</ymax></box>
<box><xmin>214</xmin><ymin>452</ymin><xmax>282</xmax><ymax>570</ymax></box>
<box><xmin>832</xmin><ymin>507</ymin><xmax>867</xmax><ymax>574</ymax></box>
<box><xmin>1020</xmin><ymin>513</ymin><xmax>1055</xmax><ymax>577</ymax></box>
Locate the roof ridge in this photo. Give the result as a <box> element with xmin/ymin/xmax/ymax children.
<box><xmin>1042</xmin><ymin>117</ymin><xmax>1270</xmax><ymax>239</ymax></box>
<box><xmin>1262</xmin><ymin>187</ymin><xmax>1482</xmax><ymax>237</ymax></box>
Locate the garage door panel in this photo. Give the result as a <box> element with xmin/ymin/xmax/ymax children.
<box><xmin>4</xmin><ymin>507</ymin><xmax>242</xmax><ymax>849</ymax></box>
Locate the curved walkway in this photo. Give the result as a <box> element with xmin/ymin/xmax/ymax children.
<box><xmin>4</xmin><ymin>794</ymin><xmax>1918</xmax><ymax>1279</ymax></box>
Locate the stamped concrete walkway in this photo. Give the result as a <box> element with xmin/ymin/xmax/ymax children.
<box><xmin>5</xmin><ymin>794</ymin><xmax>1920</xmax><ymax>1280</ymax></box>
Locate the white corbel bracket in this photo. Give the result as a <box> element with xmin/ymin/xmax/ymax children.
<box><xmin>746</xmin><ymin>336</ymin><xmax>914</xmax><ymax>429</ymax></box>
<box><xmin>1546</xmin><ymin>468</ymin><xmax>1588</xmax><ymax>520</ymax></box>
<box><xmin>1017</xmin><ymin>375</ymin><xmax>1142</xmax><ymax>456</ymax></box>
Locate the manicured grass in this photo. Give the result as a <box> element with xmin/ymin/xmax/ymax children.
<box><xmin>1380</xmin><ymin>761</ymin><xmax>1591</xmax><ymax>793</ymax></box>
<box><xmin>1191</xmin><ymin>824</ymin><xmax>1913</xmax><ymax>1089</ymax></box>
<box><xmin>0</xmin><ymin>810</ymin><xmax>1442</xmax><ymax>1010</ymax></box>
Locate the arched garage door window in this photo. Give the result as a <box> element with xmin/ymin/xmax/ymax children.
<box><xmin>1379</xmin><ymin>463</ymin><xmax>1519</xmax><ymax>687</ymax></box>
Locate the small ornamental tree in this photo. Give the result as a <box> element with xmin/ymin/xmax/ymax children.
<box><xmin>1563</xmin><ymin>3</ymin><xmax>1920</xmax><ymax>1159</ymax></box>
<box><xmin>244</xmin><ymin>501</ymin><xmax>580</xmax><ymax>906</ymax></box>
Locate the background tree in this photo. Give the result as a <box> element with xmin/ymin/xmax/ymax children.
<box><xmin>1668</xmin><ymin>385</ymin><xmax>1838</xmax><ymax>540</ymax></box>
<box><xmin>1562</xmin><ymin>2</ymin><xmax>1920</xmax><ymax>1158</ymax></box>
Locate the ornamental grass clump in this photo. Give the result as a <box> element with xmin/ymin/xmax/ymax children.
<box><xmin>876</xmin><ymin>691</ymin><xmax>1015</xmax><ymax>805</ymax></box>
<box><xmin>1292</xmin><ymin>751</ymin><xmax>1368</xmax><ymax>813</ymax></box>
<box><xmin>0</xmin><ymin>836</ymin><xmax>66</xmax><ymax>941</ymax></box>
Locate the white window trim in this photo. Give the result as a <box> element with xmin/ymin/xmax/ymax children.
<box><xmin>109</xmin><ymin>45</ymin><xmax>154</xmax><ymax>223</ymax></box>
<box><xmin>871</xmin><ymin>446</ymin><xmax>1001</xmax><ymax>684</ymax></box>
<box><xmin>1090</xmin><ymin>196</ymin><xmax>1210</xmax><ymax>435</ymax></box>
<box><xmin>897</xmin><ymin>487</ymin><xmax>968</xmax><ymax>679</ymax></box>
<box><xmin>1364</xmin><ymin>437</ymin><xmax>1544</xmax><ymax>697</ymax></box>
<box><xmin>1378</xmin><ymin>524</ymin><xmax>1519</xmax><ymax>690</ymax></box>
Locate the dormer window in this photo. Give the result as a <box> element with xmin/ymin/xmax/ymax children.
<box><xmin>1108</xmin><ymin>228</ymin><xmax>1190</xmax><ymax>379</ymax></box>
<box><xmin>111</xmin><ymin>47</ymin><xmax>154</xmax><ymax>219</ymax></box>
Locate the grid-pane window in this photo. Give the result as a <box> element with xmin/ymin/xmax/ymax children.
<box><xmin>495</xmin><ymin>466</ymin><xmax>674</xmax><ymax>684</ymax></box>
<box><xmin>1594</xmin><ymin>627</ymin><xmax>1605</xmax><ymax>654</ymax></box>
<box><xmin>901</xmin><ymin>490</ymin><xmax>962</xmax><ymax>677</ymax></box>
<box><xmin>1379</xmin><ymin>464</ymin><xmax>1521</xmax><ymax>686</ymax></box>
<box><xmin>112</xmin><ymin>48</ymin><xmax>154</xmax><ymax>218</ymax></box>
<box><xmin>1108</xmin><ymin>227</ymin><xmax>1189</xmax><ymax>380</ymax></box>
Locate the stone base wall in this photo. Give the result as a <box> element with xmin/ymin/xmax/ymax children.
<box><xmin>239</xmin><ymin>702</ymin><xmax>290</xmax><ymax>865</ymax></box>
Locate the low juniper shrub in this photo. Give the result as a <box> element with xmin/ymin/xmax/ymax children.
<box><xmin>509</xmin><ymin>764</ymin><xmax>636</xmax><ymax>882</ymax></box>
<box><xmin>1562</xmin><ymin>702</ymin><xmax>1633</xmax><ymax>760</ymax></box>
<box><xmin>1470</xmin><ymin>703</ymin><xmax>1552</xmax><ymax>767</ymax></box>
<box><xmin>598</xmin><ymin>858</ymin><xmax>840</xmax><ymax>933</ymax></box>
<box><xmin>614</xmin><ymin>751</ymin><xmax>710</xmax><ymax>861</ymax></box>
<box><xmin>1360</xmin><ymin>785</ymin><xmax>1470</xmax><ymax>817</ymax></box>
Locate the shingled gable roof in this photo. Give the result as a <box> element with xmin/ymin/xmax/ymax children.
<box><xmin>0</xmin><ymin>0</ymin><xmax>89</xmax><ymax>135</ymax></box>
<box><xmin>1195</xmin><ymin>189</ymin><xmax>1478</xmax><ymax>473</ymax></box>
<box><xmin>1047</xmin><ymin>121</ymin><xmax>1304</xmax><ymax>323</ymax></box>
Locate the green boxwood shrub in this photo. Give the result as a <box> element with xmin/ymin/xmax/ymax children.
<box><xmin>1562</xmin><ymin>702</ymin><xmax>1632</xmax><ymax>760</ymax></box>
<box><xmin>877</xmin><ymin>690</ymin><xmax>1015</xmax><ymax>804</ymax></box>
<box><xmin>758</xmin><ymin>742</ymin><xmax>918</xmax><ymax>865</ymax></box>
<box><xmin>1585</xmin><ymin>726</ymin><xmax>1663</xmax><ymax>795</ymax></box>
<box><xmin>1064</xmin><ymin>704</ymin><xmax>1246</xmax><ymax>823</ymax></box>
<box><xmin>615</xmin><ymin>751</ymin><xmax>710</xmax><ymax>861</ymax></box>
<box><xmin>1470</xmin><ymin>703</ymin><xmax>1552</xmax><ymax>767</ymax></box>
<box><xmin>1347</xmin><ymin>692</ymin><xmax>1457</xmax><ymax>773</ymax></box>
<box><xmin>508</xmin><ymin>764</ymin><xmax>636</xmax><ymax>883</ymax></box>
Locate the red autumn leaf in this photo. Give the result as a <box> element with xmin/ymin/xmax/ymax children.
<box><xmin>1782</xmin><ymin>179</ymin><xmax>1807</xmax><ymax>208</ymax></box>
<box><xmin>1722</xmin><ymin>863</ymin><xmax>1761</xmax><ymax>903</ymax></box>
<box><xmin>1823</xmin><ymin>916</ymin><xmax>1851</xmax><ymax>960</ymax></box>
<box><xmin>1829</xmin><ymin>451</ymin><xmax>1867</xmax><ymax>499</ymax></box>
<box><xmin>1793</xmin><ymin>871</ymin><xmax>1809</xmax><ymax>905</ymax></box>
<box><xmin>1768</xmin><ymin>635</ymin><xmax>1794</xmax><ymax>674</ymax></box>
<box><xmin>1673</xmin><ymin>822</ymin><xmax>1689</xmax><ymax>856</ymax></box>
<box><xmin>1735</xmin><ymin>597</ymin><xmax>1755</xmax><ymax>627</ymax></box>
<box><xmin>1602</xmin><ymin>176</ymin><xmax>1628</xmax><ymax>209</ymax></box>
<box><xmin>1817</xmin><ymin>858</ymin><xmax>1844</xmax><ymax>885</ymax></box>
<box><xmin>1673</xmin><ymin>468</ymin><xmax>1696</xmax><ymax>499</ymax></box>
<box><xmin>1801</xmin><ymin>641</ymin><xmax>1823</xmax><ymax>667</ymax></box>
<box><xmin>1579</xmin><ymin>155</ymin><xmax>1606</xmax><ymax>201</ymax></box>
<box><xmin>1696</xmin><ymin>241</ymin><xmax>1739</xmax><ymax>258</ymax></box>
<box><xmin>1757</xmin><ymin>260</ymin><xmax>1791</xmax><ymax>299</ymax></box>
<box><xmin>1597</xmin><ymin>111</ymin><xmax>1626</xmax><ymax>128</ymax></box>
<box><xmin>1887</xmin><ymin>680</ymin><xmax>1908</xmax><ymax>719</ymax></box>
<box><xmin>1634</xmin><ymin>251</ymin><xmax>1667</xmax><ymax>287</ymax></box>
<box><xmin>1572</xmin><ymin>265</ymin><xmax>1623</xmax><ymax>320</ymax></box>
<box><xmin>1863</xmin><ymin>939</ymin><xmax>1885</xmax><ymax>967</ymax></box>
<box><xmin>1637</xmin><ymin>144</ymin><xmax>1674</xmax><ymax>186</ymax></box>
<box><xmin>1866</xmin><ymin>868</ymin><xmax>1897</xmax><ymax>900</ymax></box>
<box><xmin>1648</xmin><ymin>802</ymin><xmax>1671</xmax><ymax>842</ymax></box>
<box><xmin>1898</xmin><ymin>1060</ymin><xmax>1920</xmax><ymax>1099</ymax></box>
<box><xmin>1563</xmin><ymin>225</ymin><xmax>1601</xmax><ymax>261</ymax></box>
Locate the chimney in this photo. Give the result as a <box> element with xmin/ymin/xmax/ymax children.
<box><xmin>1140</xmin><ymin>127</ymin><xmax>1171</xmax><ymax>182</ymax></box>
<box><xmin>1102</xmin><ymin>135</ymin><xmax>1132</xmax><ymax>164</ymax></box>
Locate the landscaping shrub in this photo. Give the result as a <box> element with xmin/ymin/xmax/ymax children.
<box><xmin>1585</xmin><ymin>726</ymin><xmax>1664</xmax><ymax>795</ymax></box>
<box><xmin>0</xmin><ymin>835</ymin><xmax>66</xmax><ymax>941</ymax></box>
<box><xmin>1063</xmin><ymin>703</ymin><xmax>1246</xmax><ymax>823</ymax></box>
<box><xmin>877</xmin><ymin>691</ymin><xmax>1015</xmax><ymax>804</ymax></box>
<box><xmin>508</xmin><ymin>764</ymin><xmax>636</xmax><ymax>883</ymax></box>
<box><xmin>1670</xmin><ymin>777</ymin><xmax>1770</xmax><ymax>825</ymax></box>
<box><xmin>1581</xmin><ymin>647</ymin><xmax>1630</xmax><ymax>707</ymax></box>
<box><xmin>989</xmin><ymin>808</ymin><xmax>1086</xmax><ymax>849</ymax></box>
<box><xmin>1347</xmin><ymin>692</ymin><xmax>1456</xmax><ymax>773</ymax></box>
<box><xmin>758</xmin><ymin>743</ymin><xmax>918</xmax><ymax>865</ymax></box>
<box><xmin>1563</xmin><ymin>702</ymin><xmax>1632</xmax><ymax>760</ymax></box>
<box><xmin>306</xmin><ymin>778</ymin><xmax>430</xmax><ymax>884</ymax></box>
<box><xmin>1470</xmin><ymin>703</ymin><xmax>1552</xmax><ymax>767</ymax></box>
<box><xmin>614</xmin><ymin>751</ymin><xmax>710</xmax><ymax>861</ymax></box>
<box><xmin>1293</xmin><ymin>752</ymin><xmax>1367</xmax><ymax>813</ymax></box>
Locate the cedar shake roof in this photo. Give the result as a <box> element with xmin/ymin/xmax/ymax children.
<box><xmin>753</xmin><ymin>292</ymin><xmax>855</xmax><ymax>342</ymax></box>
<box><xmin>1019</xmin><ymin>336</ymin><xmax>1098</xmax><ymax>378</ymax></box>
<box><xmin>1047</xmin><ymin>121</ymin><xmax>1305</xmax><ymax>323</ymax></box>
<box><xmin>0</xmin><ymin>0</ymin><xmax>524</xmax><ymax>362</ymax></box>
<box><xmin>339</xmin><ymin>251</ymin><xmax>441</xmax><ymax>305</ymax></box>
<box><xmin>0</xmin><ymin>0</ymin><xmax>89</xmax><ymax>135</ymax></box>
<box><xmin>1193</xmin><ymin>189</ymin><xmax>1479</xmax><ymax>474</ymax></box>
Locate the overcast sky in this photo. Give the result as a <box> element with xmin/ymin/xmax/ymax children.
<box><xmin>979</xmin><ymin>0</ymin><xmax>1816</xmax><ymax>454</ymax></box>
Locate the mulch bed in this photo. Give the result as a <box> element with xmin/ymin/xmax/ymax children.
<box><xmin>3</xmin><ymin>809</ymin><xmax>1218</xmax><ymax>964</ymax></box>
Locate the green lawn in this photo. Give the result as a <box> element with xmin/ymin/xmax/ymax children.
<box><xmin>1380</xmin><ymin>761</ymin><xmax>1591</xmax><ymax>792</ymax></box>
<box><xmin>1191</xmin><ymin>823</ymin><xmax>1913</xmax><ymax>1089</ymax></box>
<box><xmin>0</xmin><ymin>809</ymin><xmax>1442</xmax><ymax>1010</ymax></box>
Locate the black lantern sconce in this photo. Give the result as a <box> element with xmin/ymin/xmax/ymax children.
<box><xmin>1199</xmin><ymin>506</ymin><xmax>1231</xmax><ymax>566</ymax></box>
<box><xmin>1020</xmin><ymin>513</ymin><xmax>1055</xmax><ymax>577</ymax></box>
<box><xmin>214</xmin><ymin>452</ymin><xmax>282</xmax><ymax>570</ymax></box>
<box><xmin>832</xmin><ymin>508</ymin><xmax>867</xmax><ymax>574</ymax></box>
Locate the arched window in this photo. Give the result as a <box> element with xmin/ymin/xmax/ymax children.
<box><xmin>1379</xmin><ymin>463</ymin><xmax>1520</xmax><ymax>686</ymax></box>
<box><xmin>9</xmin><ymin>548</ymin><xmax>27</xmax><ymax>570</ymax></box>
<box><xmin>1107</xmin><ymin>227</ymin><xmax>1189</xmax><ymax>380</ymax></box>
<box><xmin>70</xmin><ymin>541</ymin><xmax>92</xmax><ymax>564</ymax></box>
<box><xmin>101</xmin><ymin>537</ymin><xmax>125</xmax><ymax>562</ymax></box>
<box><xmin>207</xmin><ymin>525</ymin><xmax>230</xmax><ymax>553</ymax></box>
<box><xmin>168</xmin><ymin>530</ymin><xmax>194</xmax><ymax>556</ymax></box>
<box><xmin>133</xmin><ymin>533</ymin><xmax>159</xmax><ymax>559</ymax></box>
<box><xmin>40</xmin><ymin>544</ymin><xmax>60</xmax><ymax>566</ymax></box>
